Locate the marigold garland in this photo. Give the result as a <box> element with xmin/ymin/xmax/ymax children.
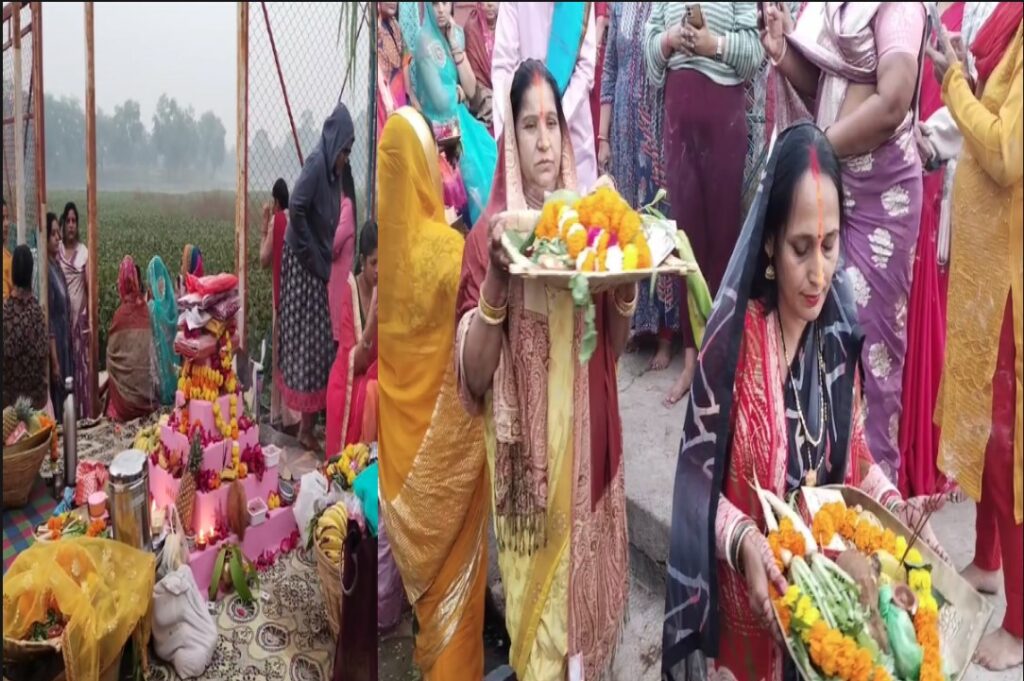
<box><xmin>813</xmin><ymin>501</ymin><xmax>912</xmax><ymax>559</ymax></box>
<box><xmin>776</xmin><ymin>585</ymin><xmax>892</xmax><ymax>681</ymax></box>
<box><xmin>914</xmin><ymin>608</ymin><xmax>943</xmax><ymax>681</ymax></box>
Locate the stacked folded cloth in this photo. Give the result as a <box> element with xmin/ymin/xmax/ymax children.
<box><xmin>175</xmin><ymin>273</ymin><xmax>241</xmax><ymax>360</ymax></box>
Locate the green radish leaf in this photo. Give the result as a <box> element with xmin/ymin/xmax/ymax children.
<box><xmin>210</xmin><ymin>547</ymin><xmax>227</xmax><ymax>601</ymax></box>
<box><xmin>229</xmin><ymin>547</ymin><xmax>254</xmax><ymax>605</ymax></box>
<box><xmin>570</xmin><ymin>274</ymin><xmax>597</xmax><ymax>364</ymax></box>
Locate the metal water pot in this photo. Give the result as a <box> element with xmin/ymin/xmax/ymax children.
<box><xmin>108</xmin><ymin>449</ymin><xmax>152</xmax><ymax>551</ymax></box>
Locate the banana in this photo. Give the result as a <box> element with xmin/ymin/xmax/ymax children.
<box><xmin>318</xmin><ymin>535</ymin><xmax>343</xmax><ymax>552</ymax></box>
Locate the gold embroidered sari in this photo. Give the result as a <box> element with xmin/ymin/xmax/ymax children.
<box><xmin>377</xmin><ymin>107</ymin><xmax>490</xmax><ymax>680</ymax></box>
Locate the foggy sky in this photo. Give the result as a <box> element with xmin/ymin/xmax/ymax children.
<box><xmin>35</xmin><ymin>2</ymin><xmax>358</xmax><ymax>143</ymax></box>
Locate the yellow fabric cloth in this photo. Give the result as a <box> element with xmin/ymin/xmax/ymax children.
<box><xmin>3</xmin><ymin>247</ymin><xmax>11</xmax><ymax>299</ymax></box>
<box><xmin>480</xmin><ymin>289</ymin><xmax>575</xmax><ymax>681</ymax></box>
<box><xmin>377</xmin><ymin>107</ymin><xmax>489</xmax><ymax>679</ymax></box>
<box><xmin>3</xmin><ymin>537</ymin><xmax>155</xmax><ymax>681</ymax></box>
<box><xmin>937</xmin><ymin>25</ymin><xmax>1024</xmax><ymax>523</ymax></box>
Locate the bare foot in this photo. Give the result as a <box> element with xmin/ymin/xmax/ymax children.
<box><xmin>974</xmin><ymin>627</ymin><xmax>1024</xmax><ymax>671</ymax></box>
<box><xmin>961</xmin><ymin>563</ymin><xmax>1002</xmax><ymax>595</ymax></box>
<box><xmin>664</xmin><ymin>349</ymin><xmax>697</xmax><ymax>407</ymax></box>
<box><xmin>648</xmin><ymin>338</ymin><xmax>673</xmax><ymax>372</ymax></box>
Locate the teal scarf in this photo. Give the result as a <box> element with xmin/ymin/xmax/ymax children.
<box><xmin>546</xmin><ymin>2</ymin><xmax>588</xmax><ymax>97</ymax></box>
<box><xmin>147</xmin><ymin>256</ymin><xmax>179</xmax><ymax>405</ymax></box>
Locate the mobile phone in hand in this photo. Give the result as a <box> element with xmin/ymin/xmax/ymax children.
<box><xmin>687</xmin><ymin>3</ymin><xmax>705</xmax><ymax>30</ymax></box>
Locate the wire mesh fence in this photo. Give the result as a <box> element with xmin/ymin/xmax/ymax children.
<box><xmin>242</xmin><ymin>0</ymin><xmax>375</xmax><ymax>373</ymax></box>
<box><xmin>2</xmin><ymin>2</ymin><xmax>43</xmax><ymax>257</ymax></box>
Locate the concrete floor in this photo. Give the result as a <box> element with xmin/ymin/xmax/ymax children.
<box><xmin>379</xmin><ymin>344</ymin><xmax>1023</xmax><ymax>681</ymax></box>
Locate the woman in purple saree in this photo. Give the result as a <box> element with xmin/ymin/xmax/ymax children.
<box><xmin>765</xmin><ymin>1</ymin><xmax>928</xmax><ymax>480</ymax></box>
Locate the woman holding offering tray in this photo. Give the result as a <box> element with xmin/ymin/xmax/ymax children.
<box><xmin>661</xmin><ymin>124</ymin><xmax>951</xmax><ymax>681</ymax></box>
<box><xmin>456</xmin><ymin>59</ymin><xmax>631</xmax><ymax>681</ymax></box>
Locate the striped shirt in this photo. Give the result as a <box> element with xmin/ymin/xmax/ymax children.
<box><xmin>645</xmin><ymin>2</ymin><xmax>762</xmax><ymax>88</ymax></box>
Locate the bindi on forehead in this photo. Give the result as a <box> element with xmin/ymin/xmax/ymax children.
<box><xmin>532</xmin><ymin>71</ymin><xmax>549</xmax><ymax>119</ymax></box>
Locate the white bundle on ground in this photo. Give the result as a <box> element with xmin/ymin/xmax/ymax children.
<box><xmin>151</xmin><ymin>566</ymin><xmax>217</xmax><ymax>679</ymax></box>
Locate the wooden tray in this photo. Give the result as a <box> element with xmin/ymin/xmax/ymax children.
<box><xmin>499</xmin><ymin>209</ymin><xmax>696</xmax><ymax>293</ymax></box>
<box><xmin>777</xmin><ymin>486</ymin><xmax>994</xmax><ymax>681</ymax></box>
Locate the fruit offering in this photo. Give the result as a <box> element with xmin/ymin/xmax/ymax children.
<box><xmin>315</xmin><ymin>502</ymin><xmax>348</xmax><ymax>566</ymax></box>
<box><xmin>325</xmin><ymin>443</ymin><xmax>371</xmax><ymax>489</ymax></box>
<box><xmin>3</xmin><ymin>397</ymin><xmax>52</xmax><ymax>448</ymax></box>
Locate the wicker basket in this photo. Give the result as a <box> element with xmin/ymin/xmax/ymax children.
<box><xmin>315</xmin><ymin>542</ymin><xmax>343</xmax><ymax>639</ymax></box>
<box><xmin>778</xmin><ymin>485</ymin><xmax>996</xmax><ymax>681</ymax></box>
<box><xmin>3</xmin><ymin>425</ymin><xmax>53</xmax><ymax>509</ymax></box>
<box><xmin>2</xmin><ymin>630</ymin><xmax>119</xmax><ymax>681</ymax></box>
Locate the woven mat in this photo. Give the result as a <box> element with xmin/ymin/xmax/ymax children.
<box><xmin>2</xmin><ymin>477</ymin><xmax>57</xmax><ymax>574</ymax></box>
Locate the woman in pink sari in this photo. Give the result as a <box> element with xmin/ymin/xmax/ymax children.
<box><xmin>765</xmin><ymin>1</ymin><xmax>928</xmax><ymax>482</ymax></box>
<box><xmin>59</xmin><ymin>201</ymin><xmax>94</xmax><ymax>419</ymax></box>
<box><xmin>325</xmin><ymin>215</ymin><xmax>378</xmax><ymax>458</ymax></box>
<box><xmin>378</xmin><ymin>2</ymin><xmax>408</xmax><ymax>139</ymax></box>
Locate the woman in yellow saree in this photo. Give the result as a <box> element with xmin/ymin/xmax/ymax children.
<box><xmin>455</xmin><ymin>60</ymin><xmax>631</xmax><ymax>681</ymax></box>
<box><xmin>378</xmin><ymin>106</ymin><xmax>490</xmax><ymax>680</ymax></box>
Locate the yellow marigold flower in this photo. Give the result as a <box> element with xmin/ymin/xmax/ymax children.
<box><xmin>906</xmin><ymin>548</ymin><xmax>923</xmax><ymax>565</ymax></box>
<box><xmin>596</xmin><ymin>230</ymin><xmax>610</xmax><ymax>260</ymax></box>
<box><xmin>783</xmin><ymin>585</ymin><xmax>802</xmax><ymax>608</ymax></box>
<box><xmin>908</xmin><ymin>567</ymin><xmax>931</xmax><ymax>594</ymax></box>
<box><xmin>635</xmin><ymin>233</ymin><xmax>652</xmax><ymax>269</ymax></box>
<box><xmin>577</xmin><ymin>248</ymin><xmax>597</xmax><ymax>272</ymax></box>
<box><xmin>622</xmin><ymin>244</ymin><xmax>639</xmax><ymax>271</ymax></box>
<box><xmin>895</xmin><ymin>535</ymin><xmax>908</xmax><ymax>561</ymax></box>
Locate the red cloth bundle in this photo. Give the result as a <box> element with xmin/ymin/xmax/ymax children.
<box><xmin>74</xmin><ymin>460</ymin><xmax>109</xmax><ymax>506</ymax></box>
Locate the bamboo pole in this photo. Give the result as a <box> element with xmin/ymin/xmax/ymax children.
<box><xmin>84</xmin><ymin>2</ymin><xmax>99</xmax><ymax>417</ymax></box>
<box><xmin>32</xmin><ymin>2</ymin><xmax>48</xmax><ymax>396</ymax></box>
<box><xmin>12</xmin><ymin>4</ymin><xmax>26</xmax><ymax>245</ymax></box>
<box><xmin>235</xmin><ymin>2</ymin><xmax>249</xmax><ymax>351</ymax></box>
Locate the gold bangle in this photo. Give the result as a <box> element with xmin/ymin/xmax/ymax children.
<box><xmin>478</xmin><ymin>300</ymin><xmax>506</xmax><ymax>326</ymax></box>
<box><xmin>479</xmin><ymin>292</ymin><xmax>507</xmax><ymax>320</ymax></box>
<box><xmin>612</xmin><ymin>286</ymin><xmax>638</xmax><ymax>317</ymax></box>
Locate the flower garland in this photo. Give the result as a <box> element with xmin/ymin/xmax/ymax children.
<box><xmin>913</xmin><ymin>607</ymin><xmax>943</xmax><ymax>681</ymax></box>
<box><xmin>774</xmin><ymin>585</ymin><xmax>892</xmax><ymax>681</ymax></box>
<box><xmin>813</xmin><ymin>502</ymin><xmax>919</xmax><ymax>560</ymax></box>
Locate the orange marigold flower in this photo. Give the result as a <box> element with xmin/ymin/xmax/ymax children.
<box><xmin>579</xmin><ymin>249</ymin><xmax>597</xmax><ymax>272</ymax></box>
<box><xmin>774</xmin><ymin>598</ymin><xmax>792</xmax><ymax>635</ymax></box>
<box><xmin>619</xmin><ymin>211</ymin><xmax>642</xmax><ymax>246</ymax></box>
<box><xmin>566</xmin><ymin>226</ymin><xmax>587</xmax><ymax>259</ymax></box>
<box><xmin>812</xmin><ymin>510</ymin><xmax>836</xmax><ymax>547</ymax></box>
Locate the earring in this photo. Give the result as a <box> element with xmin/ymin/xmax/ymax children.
<box><xmin>765</xmin><ymin>263</ymin><xmax>776</xmax><ymax>280</ymax></box>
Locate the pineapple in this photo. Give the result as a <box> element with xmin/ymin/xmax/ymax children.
<box><xmin>14</xmin><ymin>396</ymin><xmax>40</xmax><ymax>434</ymax></box>
<box><xmin>3</xmin><ymin>407</ymin><xmax>17</xmax><ymax>442</ymax></box>
<box><xmin>176</xmin><ymin>434</ymin><xmax>203</xmax><ymax>533</ymax></box>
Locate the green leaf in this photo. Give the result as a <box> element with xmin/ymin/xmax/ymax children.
<box><xmin>640</xmin><ymin>188</ymin><xmax>668</xmax><ymax>218</ymax></box>
<box><xmin>229</xmin><ymin>546</ymin><xmax>254</xmax><ymax>605</ymax></box>
<box><xmin>210</xmin><ymin>546</ymin><xmax>227</xmax><ymax>601</ymax></box>
<box><xmin>570</xmin><ymin>274</ymin><xmax>598</xmax><ymax>364</ymax></box>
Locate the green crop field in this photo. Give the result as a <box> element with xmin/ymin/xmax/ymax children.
<box><xmin>46</xmin><ymin>191</ymin><xmax>275</xmax><ymax>375</ymax></box>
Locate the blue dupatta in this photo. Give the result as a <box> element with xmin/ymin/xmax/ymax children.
<box><xmin>147</xmin><ymin>256</ymin><xmax>179</xmax><ymax>405</ymax></box>
<box><xmin>546</xmin><ymin>2</ymin><xmax>588</xmax><ymax>96</ymax></box>
<box><xmin>402</xmin><ymin>2</ymin><xmax>496</xmax><ymax>225</ymax></box>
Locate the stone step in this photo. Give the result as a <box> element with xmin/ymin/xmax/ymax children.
<box><xmin>610</xmin><ymin>576</ymin><xmax>664</xmax><ymax>681</ymax></box>
<box><xmin>619</xmin><ymin>350</ymin><xmax>687</xmax><ymax>600</ymax></box>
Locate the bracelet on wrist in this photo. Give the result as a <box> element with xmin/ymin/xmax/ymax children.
<box><xmin>479</xmin><ymin>292</ymin><xmax>508</xmax><ymax>326</ymax></box>
<box><xmin>770</xmin><ymin>38</ymin><xmax>788</xmax><ymax>67</ymax></box>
